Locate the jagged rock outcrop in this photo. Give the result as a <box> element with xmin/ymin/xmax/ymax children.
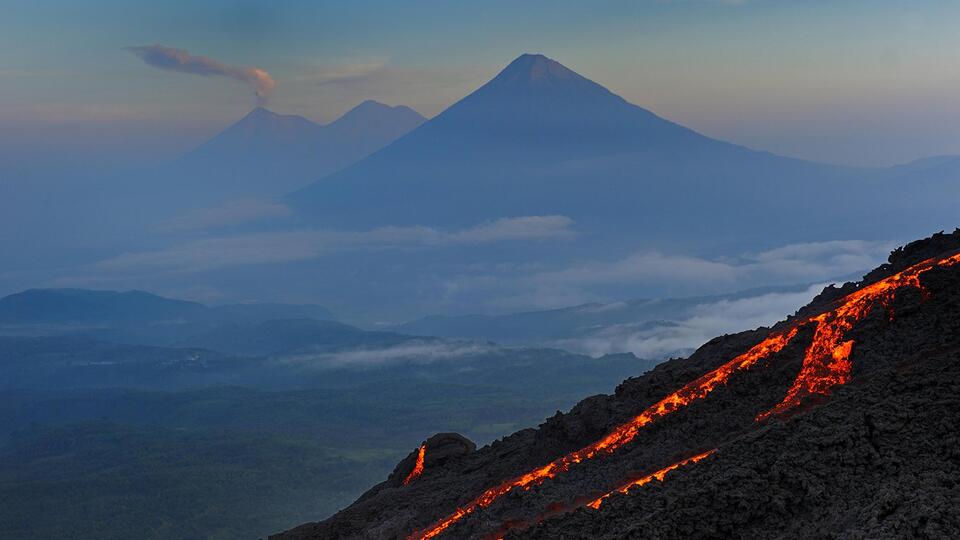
<box><xmin>273</xmin><ymin>230</ymin><xmax>960</xmax><ymax>540</ymax></box>
<box><xmin>387</xmin><ymin>433</ymin><xmax>477</xmax><ymax>489</ymax></box>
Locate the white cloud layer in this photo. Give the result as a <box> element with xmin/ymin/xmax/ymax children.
<box><xmin>554</xmin><ymin>282</ymin><xmax>830</xmax><ymax>358</ymax></box>
<box><xmin>92</xmin><ymin>215</ymin><xmax>575</xmax><ymax>274</ymax></box>
<box><xmin>277</xmin><ymin>341</ymin><xmax>495</xmax><ymax>368</ymax></box>
<box><xmin>159</xmin><ymin>198</ymin><xmax>292</xmax><ymax>231</ymax></box>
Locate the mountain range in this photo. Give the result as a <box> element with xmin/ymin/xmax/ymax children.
<box><xmin>0</xmin><ymin>288</ymin><xmax>335</xmax><ymax>345</ymax></box>
<box><xmin>6</xmin><ymin>52</ymin><xmax>959</xmax><ymax>328</ymax></box>
<box><xmin>176</xmin><ymin>100</ymin><xmax>426</xmax><ymax>199</ymax></box>
<box><xmin>288</xmin><ymin>54</ymin><xmax>958</xmax><ymax>248</ymax></box>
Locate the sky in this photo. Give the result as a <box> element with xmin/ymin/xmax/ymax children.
<box><xmin>2</xmin><ymin>0</ymin><xmax>960</xmax><ymax>167</ymax></box>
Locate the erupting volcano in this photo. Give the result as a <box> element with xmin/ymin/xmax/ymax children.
<box><xmin>273</xmin><ymin>230</ymin><xmax>960</xmax><ymax>540</ymax></box>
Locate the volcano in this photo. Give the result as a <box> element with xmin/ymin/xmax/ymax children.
<box><xmin>288</xmin><ymin>54</ymin><xmax>957</xmax><ymax>246</ymax></box>
<box><xmin>172</xmin><ymin>100</ymin><xmax>425</xmax><ymax>199</ymax></box>
<box><xmin>272</xmin><ymin>229</ymin><xmax>960</xmax><ymax>539</ymax></box>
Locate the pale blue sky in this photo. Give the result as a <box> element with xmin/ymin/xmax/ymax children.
<box><xmin>2</xmin><ymin>0</ymin><xmax>959</xmax><ymax>165</ymax></box>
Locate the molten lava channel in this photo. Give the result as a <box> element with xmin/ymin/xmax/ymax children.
<box><xmin>407</xmin><ymin>251</ymin><xmax>960</xmax><ymax>539</ymax></box>
<box><xmin>584</xmin><ymin>449</ymin><xmax>717</xmax><ymax>510</ymax></box>
<box><xmin>404</xmin><ymin>444</ymin><xmax>427</xmax><ymax>485</ymax></box>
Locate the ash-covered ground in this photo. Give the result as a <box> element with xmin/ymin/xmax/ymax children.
<box><xmin>273</xmin><ymin>231</ymin><xmax>960</xmax><ymax>540</ymax></box>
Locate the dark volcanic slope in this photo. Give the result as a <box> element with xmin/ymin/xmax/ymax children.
<box><xmin>273</xmin><ymin>230</ymin><xmax>960</xmax><ymax>540</ymax></box>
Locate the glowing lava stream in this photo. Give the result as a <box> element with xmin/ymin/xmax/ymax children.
<box><xmin>404</xmin><ymin>444</ymin><xmax>427</xmax><ymax>485</ymax></box>
<box><xmin>407</xmin><ymin>251</ymin><xmax>960</xmax><ymax>540</ymax></box>
<box><xmin>487</xmin><ymin>450</ymin><xmax>717</xmax><ymax>539</ymax></box>
<box><xmin>584</xmin><ymin>449</ymin><xmax>716</xmax><ymax>510</ymax></box>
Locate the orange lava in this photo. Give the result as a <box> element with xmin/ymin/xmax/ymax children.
<box><xmin>404</xmin><ymin>444</ymin><xmax>427</xmax><ymax>486</ymax></box>
<box><xmin>407</xmin><ymin>250</ymin><xmax>960</xmax><ymax>539</ymax></box>
<box><xmin>585</xmin><ymin>449</ymin><xmax>716</xmax><ymax>510</ymax></box>
<box><xmin>487</xmin><ymin>450</ymin><xmax>717</xmax><ymax>539</ymax></box>
<box><xmin>407</xmin><ymin>329</ymin><xmax>798</xmax><ymax>539</ymax></box>
<box><xmin>757</xmin><ymin>250</ymin><xmax>960</xmax><ymax>420</ymax></box>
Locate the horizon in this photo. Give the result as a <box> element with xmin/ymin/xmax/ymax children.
<box><xmin>3</xmin><ymin>44</ymin><xmax>956</xmax><ymax>323</ymax></box>
<box><xmin>3</xmin><ymin>2</ymin><xmax>960</xmax><ymax>167</ymax></box>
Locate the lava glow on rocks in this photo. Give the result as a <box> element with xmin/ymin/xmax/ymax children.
<box><xmin>407</xmin><ymin>251</ymin><xmax>960</xmax><ymax>539</ymax></box>
<box><xmin>584</xmin><ymin>449</ymin><xmax>717</xmax><ymax>510</ymax></box>
<box><xmin>404</xmin><ymin>444</ymin><xmax>427</xmax><ymax>486</ymax></box>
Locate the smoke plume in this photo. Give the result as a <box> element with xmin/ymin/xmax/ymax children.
<box><xmin>127</xmin><ymin>44</ymin><xmax>275</xmax><ymax>106</ymax></box>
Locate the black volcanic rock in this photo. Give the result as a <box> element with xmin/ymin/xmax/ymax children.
<box><xmin>521</xmin><ymin>267</ymin><xmax>960</xmax><ymax>539</ymax></box>
<box><xmin>386</xmin><ymin>434</ymin><xmax>477</xmax><ymax>489</ymax></box>
<box><xmin>272</xmin><ymin>231</ymin><xmax>960</xmax><ymax>540</ymax></box>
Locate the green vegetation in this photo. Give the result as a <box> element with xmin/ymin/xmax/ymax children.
<box><xmin>0</xmin><ymin>379</ymin><xmax>631</xmax><ymax>539</ymax></box>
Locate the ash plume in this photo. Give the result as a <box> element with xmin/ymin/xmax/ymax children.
<box><xmin>127</xmin><ymin>44</ymin><xmax>275</xmax><ymax>106</ymax></box>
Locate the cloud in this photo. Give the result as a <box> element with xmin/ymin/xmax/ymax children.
<box><xmin>445</xmin><ymin>216</ymin><xmax>575</xmax><ymax>244</ymax></box>
<box><xmin>127</xmin><ymin>45</ymin><xmax>275</xmax><ymax>106</ymax></box>
<box><xmin>554</xmin><ymin>282</ymin><xmax>830</xmax><ymax>358</ymax></box>
<box><xmin>295</xmin><ymin>61</ymin><xmax>476</xmax><ymax>92</ymax></box>
<box><xmin>281</xmin><ymin>60</ymin><xmax>488</xmax><ymax>118</ymax></box>
<box><xmin>90</xmin><ymin>215</ymin><xmax>575</xmax><ymax>275</ymax></box>
<box><xmin>277</xmin><ymin>341</ymin><xmax>495</xmax><ymax>368</ymax></box>
<box><xmin>534</xmin><ymin>252</ymin><xmax>740</xmax><ymax>288</ymax></box>
<box><xmin>437</xmin><ymin>239</ymin><xmax>894</xmax><ymax>313</ymax></box>
<box><xmin>532</xmin><ymin>240</ymin><xmax>893</xmax><ymax>291</ymax></box>
<box><xmin>743</xmin><ymin>240</ymin><xmax>893</xmax><ymax>280</ymax></box>
<box><xmin>303</xmin><ymin>62</ymin><xmax>390</xmax><ymax>87</ymax></box>
<box><xmin>159</xmin><ymin>198</ymin><xmax>292</xmax><ymax>231</ymax></box>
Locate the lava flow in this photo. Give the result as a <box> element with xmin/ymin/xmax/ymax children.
<box><xmin>487</xmin><ymin>450</ymin><xmax>717</xmax><ymax>539</ymax></box>
<box><xmin>407</xmin><ymin>250</ymin><xmax>960</xmax><ymax>540</ymax></box>
<box><xmin>758</xmin><ymin>249</ymin><xmax>960</xmax><ymax>421</ymax></box>
<box><xmin>404</xmin><ymin>444</ymin><xmax>427</xmax><ymax>485</ymax></box>
<box><xmin>584</xmin><ymin>449</ymin><xmax>716</xmax><ymax>510</ymax></box>
<box><xmin>406</xmin><ymin>329</ymin><xmax>799</xmax><ymax>539</ymax></box>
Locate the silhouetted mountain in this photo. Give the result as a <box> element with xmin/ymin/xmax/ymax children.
<box><xmin>274</xmin><ymin>230</ymin><xmax>960</xmax><ymax>539</ymax></box>
<box><xmin>0</xmin><ymin>288</ymin><xmax>335</xmax><ymax>345</ymax></box>
<box><xmin>0</xmin><ymin>289</ymin><xmax>207</xmax><ymax>324</ymax></box>
<box><xmin>290</xmin><ymin>55</ymin><xmax>956</xmax><ymax>247</ymax></box>
<box><xmin>290</xmin><ymin>55</ymin><xmax>835</xmax><ymax>240</ymax></box>
<box><xmin>177</xmin><ymin>100</ymin><xmax>425</xmax><ymax>198</ymax></box>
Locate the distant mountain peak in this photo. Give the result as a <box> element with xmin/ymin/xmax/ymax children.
<box><xmin>497</xmin><ymin>53</ymin><xmax>583</xmax><ymax>83</ymax></box>
<box><xmin>234</xmin><ymin>106</ymin><xmax>313</xmax><ymax>128</ymax></box>
<box><xmin>328</xmin><ymin>100</ymin><xmax>426</xmax><ymax>133</ymax></box>
<box><xmin>246</xmin><ymin>106</ymin><xmax>277</xmax><ymax>118</ymax></box>
<box><xmin>460</xmin><ymin>52</ymin><xmax>621</xmax><ymax>108</ymax></box>
<box><xmin>351</xmin><ymin>100</ymin><xmax>399</xmax><ymax>112</ymax></box>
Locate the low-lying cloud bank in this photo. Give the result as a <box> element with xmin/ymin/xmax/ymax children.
<box><xmin>468</xmin><ymin>239</ymin><xmax>894</xmax><ymax>311</ymax></box>
<box><xmin>276</xmin><ymin>340</ymin><xmax>496</xmax><ymax>369</ymax></box>
<box><xmin>159</xmin><ymin>198</ymin><xmax>292</xmax><ymax>231</ymax></box>
<box><xmin>92</xmin><ymin>215</ymin><xmax>575</xmax><ymax>274</ymax></box>
<box><xmin>553</xmin><ymin>282</ymin><xmax>831</xmax><ymax>358</ymax></box>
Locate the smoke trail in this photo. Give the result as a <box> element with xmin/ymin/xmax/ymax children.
<box><xmin>127</xmin><ymin>44</ymin><xmax>275</xmax><ymax>106</ymax></box>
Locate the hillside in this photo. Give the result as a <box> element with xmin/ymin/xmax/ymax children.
<box><xmin>273</xmin><ymin>229</ymin><xmax>960</xmax><ymax>539</ymax></box>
